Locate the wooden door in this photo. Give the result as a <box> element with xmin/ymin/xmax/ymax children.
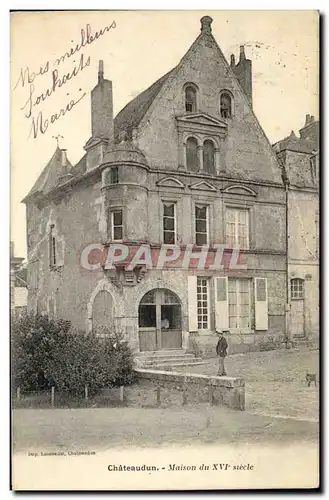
<box><xmin>290</xmin><ymin>299</ymin><xmax>305</xmax><ymax>337</ymax></box>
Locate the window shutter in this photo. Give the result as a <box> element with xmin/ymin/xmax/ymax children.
<box><xmin>214</xmin><ymin>277</ymin><xmax>229</xmax><ymax>330</ymax></box>
<box><xmin>187</xmin><ymin>275</ymin><xmax>198</xmax><ymax>332</ymax></box>
<box><xmin>254</xmin><ymin>278</ymin><xmax>268</xmax><ymax>330</ymax></box>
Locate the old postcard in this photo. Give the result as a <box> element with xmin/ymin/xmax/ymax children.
<box><xmin>10</xmin><ymin>10</ymin><xmax>319</xmax><ymax>491</ymax></box>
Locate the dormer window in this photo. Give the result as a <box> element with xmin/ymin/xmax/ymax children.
<box><xmin>185</xmin><ymin>85</ymin><xmax>197</xmax><ymax>113</ymax></box>
<box><xmin>220</xmin><ymin>92</ymin><xmax>232</xmax><ymax>119</ymax></box>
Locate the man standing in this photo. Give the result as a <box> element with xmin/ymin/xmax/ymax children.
<box><xmin>216</xmin><ymin>329</ymin><xmax>228</xmax><ymax>376</ymax></box>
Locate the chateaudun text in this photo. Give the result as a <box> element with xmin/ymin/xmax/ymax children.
<box><xmin>108</xmin><ymin>463</ymin><xmax>254</xmax><ymax>472</ymax></box>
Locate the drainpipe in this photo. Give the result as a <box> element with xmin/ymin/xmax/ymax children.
<box><xmin>281</xmin><ymin>162</ymin><xmax>291</xmax><ymax>349</ymax></box>
<box><xmin>284</xmin><ymin>181</ymin><xmax>291</xmax><ymax>348</ymax></box>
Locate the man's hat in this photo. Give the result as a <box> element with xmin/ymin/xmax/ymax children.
<box><xmin>216</xmin><ymin>329</ymin><xmax>223</xmax><ymax>335</ymax></box>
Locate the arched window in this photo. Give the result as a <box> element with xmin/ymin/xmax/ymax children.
<box><xmin>291</xmin><ymin>278</ymin><xmax>304</xmax><ymax>300</ymax></box>
<box><xmin>185</xmin><ymin>86</ymin><xmax>197</xmax><ymax>113</ymax></box>
<box><xmin>92</xmin><ymin>290</ymin><xmax>115</xmax><ymax>331</ymax></box>
<box><xmin>203</xmin><ymin>140</ymin><xmax>215</xmax><ymax>174</ymax></box>
<box><xmin>220</xmin><ymin>92</ymin><xmax>232</xmax><ymax>119</ymax></box>
<box><xmin>186</xmin><ymin>137</ymin><xmax>199</xmax><ymax>172</ymax></box>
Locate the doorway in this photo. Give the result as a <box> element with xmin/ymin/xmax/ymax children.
<box><xmin>138</xmin><ymin>289</ymin><xmax>182</xmax><ymax>351</ymax></box>
<box><xmin>290</xmin><ymin>278</ymin><xmax>305</xmax><ymax>337</ymax></box>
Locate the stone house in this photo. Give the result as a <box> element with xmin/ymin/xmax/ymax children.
<box><xmin>23</xmin><ymin>16</ymin><xmax>287</xmax><ymax>358</ymax></box>
<box><xmin>273</xmin><ymin>115</ymin><xmax>319</xmax><ymax>345</ymax></box>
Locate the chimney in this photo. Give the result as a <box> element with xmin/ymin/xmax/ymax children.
<box><xmin>91</xmin><ymin>60</ymin><xmax>114</xmax><ymax>143</ymax></box>
<box><xmin>239</xmin><ymin>45</ymin><xmax>246</xmax><ymax>62</ymax></box>
<box><xmin>299</xmin><ymin>113</ymin><xmax>319</xmax><ymax>146</ymax></box>
<box><xmin>230</xmin><ymin>54</ymin><xmax>236</xmax><ymax>67</ymax></box>
<box><xmin>98</xmin><ymin>60</ymin><xmax>104</xmax><ymax>84</ymax></box>
<box><xmin>61</xmin><ymin>149</ymin><xmax>67</xmax><ymax>170</ymax></box>
<box><xmin>231</xmin><ymin>45</ymin><xmax>253</xmax><ymax>108</ymax></box>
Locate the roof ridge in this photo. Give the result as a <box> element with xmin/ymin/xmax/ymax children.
<box><xmin>114</xmin><ymin>67</ymin><xmax>176</xmax><ymax>142</ymax></box>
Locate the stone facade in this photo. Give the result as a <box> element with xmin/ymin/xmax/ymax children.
<box><xmin>24</xmin><ymin>16</ymin><xmax>289</xmax><ymax>357</ymax></box>
<box><xmin>273</xmin><ymin>115</ymin><xmax>319</xmax><ymax>345</ymax></box>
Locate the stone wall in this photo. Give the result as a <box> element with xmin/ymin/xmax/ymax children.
<box><xmin>135</xmin><ymin>368</ymin><xmax>245</xmax><ymax>410</ymax></box>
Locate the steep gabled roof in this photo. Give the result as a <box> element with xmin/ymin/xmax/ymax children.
<box><xmin>113</xmin><ymin>68</ymin><xmax>176</xmax><ymax>142</ymax></box>
<box><xmin>23</xmin><ymin>147</ymin><xmax>73</xmax><ymax>201</ymax></box>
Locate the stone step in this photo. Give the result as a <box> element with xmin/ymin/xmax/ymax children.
<box><xmin>150</xmin><ymin>360</ymin><xmax>210</xmax><ymax>369</ymax></box>
<box><xmin>136</xmin><ymin>350</ymin><xmax>187</xmax><ymax>358</ymax></box>
<box><xmin>142</xmin><ymin>358</ymin><xmax>199</xmax><ymax>367</ymax></box>
<box><xmin>138</xmin><ymin>352</ymin><xmax>194</xmax><ymax>360</ymax></box>
<box><xmin>140</xmin><ymin>354</ymin><xmax>195</xmax><ymax>363</ymax></box>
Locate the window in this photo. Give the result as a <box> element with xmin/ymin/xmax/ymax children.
<box><xmin>49</xmin><ymin>224</ymin><xmax>56</xmax><ymax>267</ymax></box>
<box><xmin>226</xmin><ymin>208</ymin><xmax>249</xmax><ymax>249</ymax></box>
<box><xmin>186</xmin><ymin>137</ymin><xmax>199</xmax><ymax>172</ymax></box>
<box><xmin>203</xmin><ymin>140</ymin><xmax>215</xmax><ymax>174</ymax></box>
<box><xmin>138</xmin><ymin>289</ymin><xmax>182</xmax><ymax>331</ymax></box>
<box><xmin>291</xmin><ymin>278</ymin><xmax>304</xmax><ymax>300</ymax></box>
<box><xmin>110</xmin><ymin>167</ymin><xmax>119</xmax><ymax>184</ymax></box>
<box><xmin>195</xmin><ymin>205</ymin><xmax>208</xmax><ymax>245</ymax></box>
<box><xmin>197</xmin><ymin>277</ymin><xmax>209</xmax><ymax>330</ymax></box>
<box><xmin>220</xmin><ymin>92</ymin><xmax>232</xmax><ymax>119</ymax></box>
<box><xmin>111</xmin><ymin>210</ymin><xmax>123</xmax><ymax>241</ymax></box>
<box><xmin>139</xmin><ymin>291</ymin><xmax>156</xmax><ymax>327</ymax></box>
<box><xmin>163</xmin><ymin>202</ymin><xmax>176</xmax><ymax>244</ymax></box>
<box><xmin>185</xmin><ymin>86</ymin><xmax>197</xmax><ymax>112</ymax></box>
<box><xmin>228</xmin><ymin>279</ymin><xmax>251</xmax><ymax>329</ymax></box>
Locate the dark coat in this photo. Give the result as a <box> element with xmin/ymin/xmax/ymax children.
<box><xmin>216</xmin><ymin>336</ymin><xmax>228</xmax><ymax>357</ymax></box>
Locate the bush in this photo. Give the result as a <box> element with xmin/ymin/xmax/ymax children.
<box><xmin>11</xmin><ymin>312</ymin><xmax>71</xmax><ymax>391</ymax></box>
<box><xmin>11</xmin><ymin>313</ymin><xmax>136</xmax><ymax>396</ymax></box>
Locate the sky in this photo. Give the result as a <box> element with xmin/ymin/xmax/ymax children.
<box><xmin>10</xmin><ymin>10</ymin><xmax>319</xmax><ymax>258</ymax></box>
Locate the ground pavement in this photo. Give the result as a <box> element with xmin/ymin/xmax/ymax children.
<box><xmin>12</xmin><ymin>349</ymin><xmax>319</xmax><ymax>453</ymax></box>
<box><xmin>174</xmin><ymin>348</ymin><xmax>319</xmax><ymax>422</ymax></box>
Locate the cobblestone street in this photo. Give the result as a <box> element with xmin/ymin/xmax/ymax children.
<box><xmin>175</xmin><ymin>348</ymin><xmax>319</xmax><ymax>421</ymax></box>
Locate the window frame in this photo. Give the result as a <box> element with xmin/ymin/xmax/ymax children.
<box><xmin>228</xmin><ymin>278</ymin><xmax>251</xmax><ymax>330</ymax></box>
<box><xmin>202</xmin><ymin>139</ymin><xmax>216</xmax><ymax>174</ymax></box>
<box><xmin>184</xmin><ymin>84</ymin><xmax>198</xmax><ymax>113</ymax></box>
<box><xmin>197</xmin><ymin>277</ymin><xmax>210</xmax><ymax>331</ymax></box>
<box><xmin>185</xmin><ymin>136</ymin><xmax>200</xmax><ymax>172</ymax></box>
<box><xmin>111</xmin><ymin>209</ymin><xmax>124</xmax><ymax>242</ymax></box>
<box><xmin>110</xmin><ymin>166</ymin><xmax>119</xmax><ymax>185</ymax></box>
<box><xmin>225</xmin><ymin>207</ymin><xmax>250</xmax><ymax>249</ymax></box>
<box><xmin>291</xmin><ymin>278</ymin><xmax>304</xmax><ymax>300</ymax></box>
<box><xmin>49</xmin><ymin>224</ymin><xmax>57</xmax><ymax>267</ymax></box>
<box><xmin>195</xmin><ymin>204</ymin><xmax>209</xmax><ymax>246</ymax></box>
<box><xmin>162</xmin><ymin>201</ymin><xmax>177</xmax><ymax>245</ymax></box>
<box><xmin>219</xmin><ymin>90</ymin><xmax>233</xmax><ymax>119</ymax></box>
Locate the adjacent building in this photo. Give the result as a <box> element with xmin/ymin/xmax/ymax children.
<box><xmin>10</xmin><ymin>242</ymin><xmax>28</xmax><ymax>315</ymax></box>
<box><xmin>273</xmin><ymin>115</ymin><xmax>319</xmax><ymax>345</ymax></box>
<box><xmin>23</xmin><ymin>16</ymin><xmax>289</xmax><ymax>357</ymax></box>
